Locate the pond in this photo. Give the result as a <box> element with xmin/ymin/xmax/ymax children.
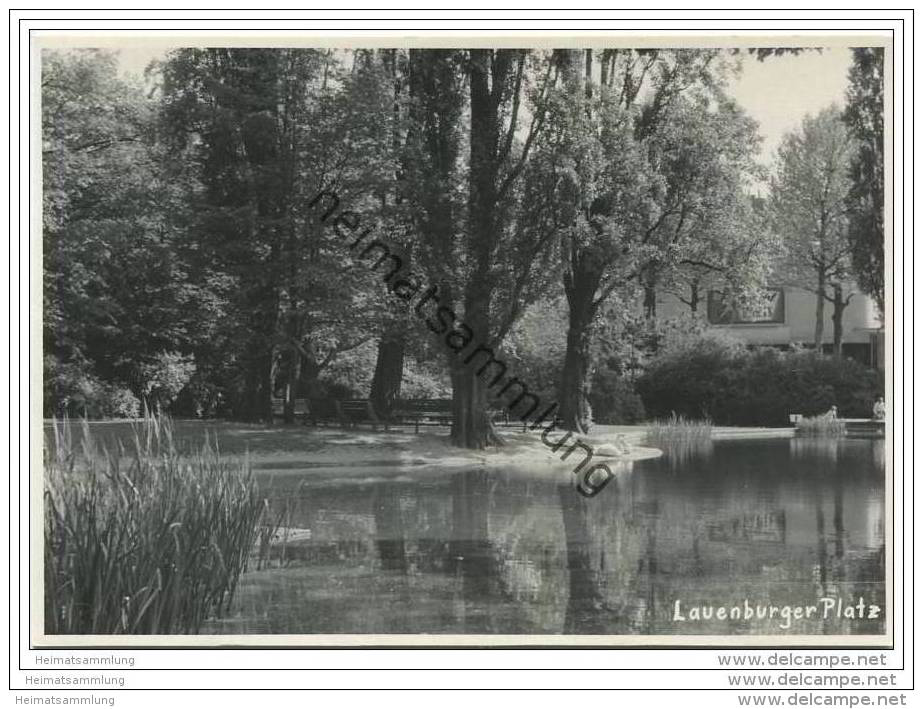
<box><xmin>204</xmin><ymin>436</ymin><xmax>887</xmax><ymax>637</ymax></box>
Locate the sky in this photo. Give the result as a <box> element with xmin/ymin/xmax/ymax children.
<box><xmin>112</xmin><ymin>44</ymin><xmax>853</xmax><ymax>167</ymax></box>
<box><xmin>725</xmin><ymin>48</ymin><xmax>852</xmax><ymax>165</ymax></box>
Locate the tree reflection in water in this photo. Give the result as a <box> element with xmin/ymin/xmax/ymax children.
<box><xmin>655</xmin><ymin>438</ymin><xmax>715</xmax><ymax>473</ymax></box>
<box><xmin>205</xmin><ymin>439</ymin><xmax>886</xmax><ymax>636</ymax></box>
<box><xmin>373</xmin><ymin>484</ymin><xmax>408</xmax><ymax>573</ymax></box>
<box><xmin>558</xmin><ymin>483</ymin><xmax>606</xmax><ymax>633</ymax></box>
<box><xmin>449</xmin><ymin>470</ymin><xmax>497</xmax><ymax>633</ymax></box>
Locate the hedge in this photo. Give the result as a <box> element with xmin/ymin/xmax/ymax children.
<box><xmin>636</xmin><ymin>342</ymin><xmax>883</xmax><ymax>427</ymax></box>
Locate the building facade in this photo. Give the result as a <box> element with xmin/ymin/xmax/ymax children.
<box><xmin>655</xmin><ymin>284</ymin><xmax>884</xmax><ymax>368</ymax></box>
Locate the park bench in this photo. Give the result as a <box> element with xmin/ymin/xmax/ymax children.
<box><xmin>280</xmin><ymin>394</ymin><xmax>548</xmax><ymax>434</ymax></box>
<box><xmin>270</xmin><ymin>396</ymin><xmax>310</xmax><ymax>423</ymax></box>
<box><xmin>335</xmin><ymin>398</ymin><xmax>387</xmax><ymax>430</ymax></box>
<box><xmin>298</xmin><ymin>397</ymin><xmax>387</xmax><ymax>430</ymax></box>
<box><xmin>305</xmin><ymin>397</ymin><xmax>341</xmax><ymax>427</ymax></box>
<box><xmin>387</xmin><ymin>398</ymin><xmax>517</xmax><ymax>433</ymax></box>
<box><xmin>390</xmin><ymin>398</ymin><xmax>453</xmax><ymax>433</ymax></box>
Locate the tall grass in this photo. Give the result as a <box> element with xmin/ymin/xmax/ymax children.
<box><xmin>644</xmin><ymin>413</ymin><xmax>713</xmax><ymax>446</ymax></box>
<box><xmin>644</xmin><ymin>414</ymin><xmax>714</xmax><ymax>471</ymax></box>
<box><xmin>795</xmin><ymin>414</ymin><xmax>847</xmax><ymax>438</ymax></box>
<box><xmin>44</xmin><ymin>416</ymin><xmax>268</xmax><ymax>635</ymax></box>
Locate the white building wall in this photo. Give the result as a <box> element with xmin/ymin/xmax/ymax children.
<box><xmin>655</xmin><ymin>285</ymin><xmax>882</xmax><ymax>347</ymax></box>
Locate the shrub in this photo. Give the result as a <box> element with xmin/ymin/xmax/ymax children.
<box><xmin>589</xmin><ymin>370</ymin><xmax>646</xmax><ymax>424</ymax></box>
<box><xmin>138</xmin><ymin>351</ymin><xmax>196</xmax><ymax>414</ymax></box>
<box><xmin>44</xmin><ymin>356</ymin><xmax>140</xmax><ymax>419</ymax></box>
<box><xmin>103</xmin><ymin>385</ymin><xmax>142</xmax><ymax>419</ymax></box>
<box><xmin>636</xmin><ymin>335</ymin><xmax>882</xmax><ymax>427</ymax></box>
<box><xmin>399</xmin><ymin>366</ymin><xmax>453</xmax><ymax>400</ymax></box>
<box><xmin>635</xmin><ymin>330</ymin><xmax>743</xmax><ymax>421</ymax></box>
<box><xmin>170</xmin><ymin>373</ymin><xmax>224</xmax><ymax>418</ymax></box>
<box><xmin>44</xmin><ymin>416</ymin><xmax>266</xmax><ymax>634</ymax></box>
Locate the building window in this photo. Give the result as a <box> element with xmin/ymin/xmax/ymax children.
<box><xmin>707</xmin><ymin>288</ymin><xmax>785</xmax><ymax>325</ymax></box>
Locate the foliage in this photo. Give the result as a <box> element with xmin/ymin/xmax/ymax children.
<box><xmin>844</xmin><ymin>47</ymin><xmax>886</xmax><ymax>314</ymax></box>
<box><xmin>637</xmin><ymin>336</ymin><xmax>883</xmax><ymax>426</ymax></box>
<box><xmin>770</xmin><ymin>106</ymin><xmax>856</xmax><ymax>349</ymax></box>
<box><xmin>588</xmin><ymin>371</ymin><xmax>646</xmax><ymax>424</ymax></box>
<box><xmin>158</xmin><ymin>48</ymin><xmax>397</xmax><ymax>421</ymax></box>
<box><xmin>138</xmin><ymin>351</ymin><xmax>196</xmax><ymax>413</ymax></box>
<box><xmin>400</xmin><ymin>49</ymin><xmax>565</xmax><ymax>447</ymax></box>
<box><xmin>42</xmin><ymin>50</ymin><xmax>209</xmax><ymax>416</ymax></box>
<box><xmin>43</xmin><ymin>355</ymin><xmax>140</xmax><ymax>419</ymax></box>
<box><xmin>41</xmin><ymin>48</ymin><xmax>884</xmax><ymax>454</ymax></box>
<box><xmin>503</xmin><ymin>295</ymin><xmax>569</xmax><ymax>405</ymax></box>
<box><xmin>44</xmin><ymin>416</ymin><xmax>266</xmax><ymax>634</ymax></box>
<box><xmin>772</xmin><ymin>106</ymin><xmax>854</xmax><ymax>283</ymax></box>
<box><xmin>397</xmin><ymin>362</ymin><xmax>453</xmax><ymax>400</ymax></box>
<box><xmin>527</xmin><ymin>49</ymin><xmax>766</xmax><ymax>432</ymax></box>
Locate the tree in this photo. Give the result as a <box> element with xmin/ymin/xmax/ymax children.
<box><xmin>404</xmin><ymin>50</ymin><xmax>559</xmax><ymax>448</ymax></box>
<box><xmin>364</xmin><ymin>49</ymin><xmax>417</xmax><ymax>417</ymax></box>
<box><xmin>160</xmin><ymin>49</ymin><xmax>397</xmax><ymax>421</ymax></box>
<box><xmin>534</xmin><ymin>49</ymin><xmax>763</xmax><ymax>433</ymax></box>
<box><xmin>844</xmin><ymin>47</ymin><xmax>885</xmax><ymax>315</ymax></box>
<box><xmin>42</xmin><ymin>50</ymin><xmax>206</xmax><ymax>415</ymax></box>
<box><xmin>657</xmin><ymin>195</ymin><xmax>776</xmax><ymax>318</ymax></box>
<box><xmin>771</xmin><ymin>106</ymin><xmax>856</xmax><ymax>355</ymax></box>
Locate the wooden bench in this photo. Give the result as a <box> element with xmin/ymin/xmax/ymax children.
<box><xmin>387</xmin><ymin>399</ymin><xmax>517</xmax><ymax>433</ymax></box>
<box><xmin>336</xmin><ymin>399</ymin><xmax>387</xmax><ymax>430</ymax></box>
<box><xmin>270</xmin><ymin>397</ymin><xmax>310</xmax><ymax>423</ymax></box>
<box><xmin>390</xmin><ymin>398</ymin><xmax>453</xmax><ymax>433</ymax></box>
<box><xmin>277</xmin><ymin>394</ymin><xmax>541</xmax><ymax>434</ymax></box>
<box><xmin>305</xmin><ymin>397</ymin><xmax>340</xmax><ymax>427</ymax></box>
<box><xmin>296</xmin><ymin>397</ymin><xmax>387</xmax><ymax>430</ymax></box>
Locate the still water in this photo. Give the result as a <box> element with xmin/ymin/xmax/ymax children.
<box><xmin>205</xmin><ymin>437</ymin><xmax>886</xmax><ymax>636</ymax></box>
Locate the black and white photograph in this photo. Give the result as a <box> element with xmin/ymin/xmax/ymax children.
<box><xmin>36</xmin><ymin>35</ymin><xmax>891</xmax><ymax>647</ymax></box>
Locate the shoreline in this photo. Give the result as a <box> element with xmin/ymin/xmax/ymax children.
<box><xmin>41</xmin><ymin>418</ymin><xmax>822</xmax><ymax>479</ymax></box>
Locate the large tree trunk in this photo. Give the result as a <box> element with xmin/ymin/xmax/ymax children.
<box><xmin>830</xmin><ymin>282</ymin><xmax>847</xmax><ymax>357</ymax></box>
<box><xmin>558</xmin><ymin>280</ymin><xmax>598</xmax><ymax>434</ymax></box>
<box><xmin>451</xmin><ymin>359</ymin><xmax>502</xmax><ymax>449</ymax></box>
<box><xmin>240</xmin><ymin>338</ymin><xmax>275</xmax><ymax>422</ymax></box>
<box><xmin>689</xmin><ymin>279</ymin><xmax>700</xmax><ymax>314</ymax></box>
<box><xmin>369</xmin><ymin>331</ymin><xmax>405</xmax><ymax>416</ymax></box>
<box><xmin>240</xmin><ymin>102</ymin><xmax>285</xmax><ymax>423</ymax></box>
<box><xmin>281</xmin><ymin>347</ymin><xmax>301</xmax><ymax>424</ymax></box>
<box><xmin>642</xmin><ymin>264</ymin><xmax>659</xmax><ymax>320</ymax></box>
<box><xmin>814</xmin><ymin>269</ymin><xmax>826</xmax><ymax>351</ymax></box>
<box><xmin>450</xmin><ymin>289</ymin><xmax>502</xmax><ymax>448</ymax></box>
<box><xmin>238</xmin><ymin>283</ymin><xmax>279</xmax><ymax>422</ymax></box>
<box><xmin>643</xmin><ymin>285</ymin><xmax>657</xmax><ymax>320</ymax></box>
<box><xmin>451</xmin><ymin>49</ymin><xmax>505</xmax><ymax>450</ymax></box>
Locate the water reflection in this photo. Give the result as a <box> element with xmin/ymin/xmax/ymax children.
<box><xmin>373</xmin><ymin>485</ymin><xmax>407</xmax><ymax>573</ymax></box>
<box><xmin>206</xmin><ymin>438</ymin><xmax>886</xmax><ymax>636</ymax></box>
<box><xmin>655</xmin><ymin>438</ymin><xmax>715</xmax><ymax>472</ymax></box>
<box><xmin>790</xmin><ymin>436</ymin><xmax>840</xmax><ymax>467</ymax></box>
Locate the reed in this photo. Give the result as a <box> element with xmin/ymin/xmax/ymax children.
<box><xmin>44</xmin><ymin>415</ymin><xmax>268</xmax><ymax>635</ymax></box>
<box><xmin>795</xmin><ymin>414</ymin><xmax>847</xmax><ymax>438</ymax></box>
<box><xmin>645</xmin><ymin>413</ymin><xmax>713</xmax><ymax>446</ymax></box>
